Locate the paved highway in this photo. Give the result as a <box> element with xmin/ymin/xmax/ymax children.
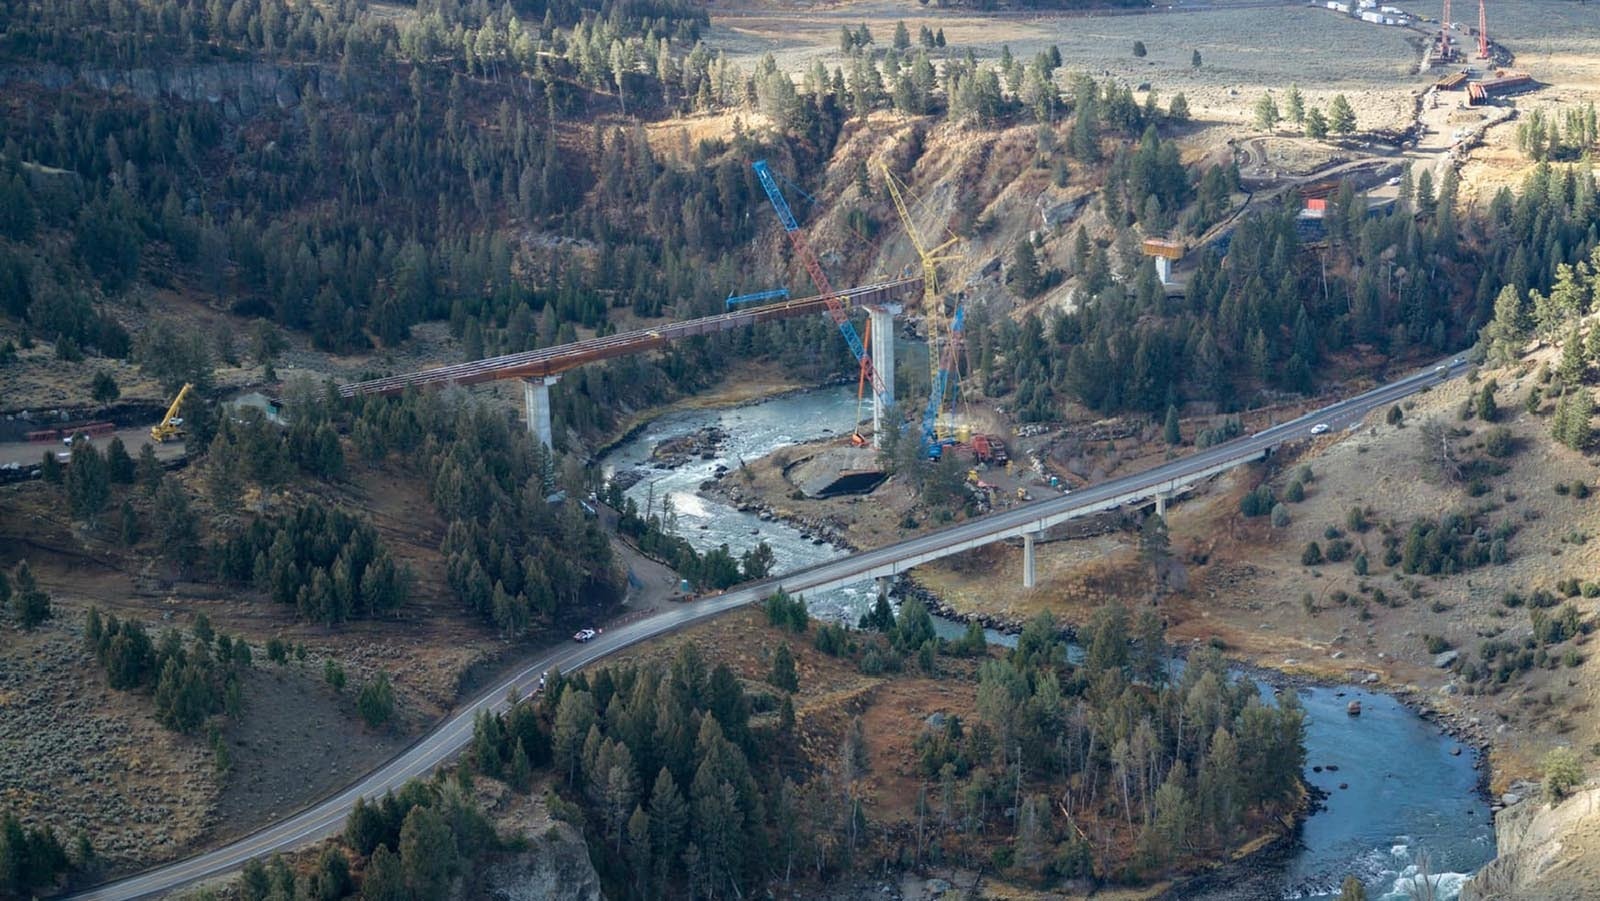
<box><xmin>69</xmin><ymin>354</ymin><xmax>1469</xmax><ymax>900</ymax></box>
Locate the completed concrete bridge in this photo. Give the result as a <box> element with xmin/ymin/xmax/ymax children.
<box><xmin>71</xmin><ymin>354</ymin><xmax>1470</xmax><ymax>900</ymax></box>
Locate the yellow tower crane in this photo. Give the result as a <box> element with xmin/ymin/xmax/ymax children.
<box><xmin>150</xmin><ymin>382</ymin><xmax>194</xmax><ymax>443</ymax></box>
<box><xmin>879</xmin><ymin>163</ymin><xmax>963</xmax><ymax>440</ymax></box>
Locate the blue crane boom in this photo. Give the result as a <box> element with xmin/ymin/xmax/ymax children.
<box><xmin>923</xmin><ymin>305</ymin><xmax>965</xmax><ymax>460</ymax></box>
<box><xmin>726</xmin><ymin>288</ymin><xmax>790</xmax><ymax>309</ymax></box>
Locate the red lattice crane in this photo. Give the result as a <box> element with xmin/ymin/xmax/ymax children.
<box><xmin>752</xmin><ymin>160</ymin><xmax>890</xmax><ymax>412</ymax></box>
<box><xmin>1477</xmin><ymin>0</ymin><xmax>1490</xmax><ymax>59</ymax></box>
<box><xmin>1439</xmin><ymin>0</ymin><xmax>1453</xmax><ymax>60</ymax></box>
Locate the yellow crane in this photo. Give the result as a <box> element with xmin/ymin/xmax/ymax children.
<box><xmin>150</xmin><ymin>382</ymin><xmax>194</xmax><ymax>443</ymax></box>
<box><xmin>879</xmin><ymin>162</ymin><xmax>962</xmax><ymax>439</ymax></box>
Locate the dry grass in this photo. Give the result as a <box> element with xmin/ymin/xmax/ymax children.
<box><xmin>709</xmin><ymin>0</ymin><xmax>1425</xmax><ymax>131</ymax></box>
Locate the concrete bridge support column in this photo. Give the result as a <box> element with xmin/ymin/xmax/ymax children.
<box><xmin>867</xmin><ymin>305</ymin><xmax>899</xmax><ymax>448</ymax></box>
<box><xmin>1023</xmin><ymin>532</ymin><xmax>1037</xmax><ymax>589</ymax></box>
<box><xmin>1155</xmin><ymin>256</ymin><xmax>1173</xmax><ymax>286</ymax></box>
<box><xmin>877</xmin><ymin>575</ymin><xmax>892</xmax><ymax>599</ymax></box>
<box><xmin>523</xmin><ymin>375</ymin><xmax>561</xmax><ymax>450</ymax></box>
<box><xmin>1155</xmin><ymin>492</ymin><xmax>1167</xmax><ymax>518</ymax></box>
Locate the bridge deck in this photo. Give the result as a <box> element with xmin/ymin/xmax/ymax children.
<box><xmin>338</xmin><ymin>278</ymin><xmax>923</xmax><ymax>397</ymax></box>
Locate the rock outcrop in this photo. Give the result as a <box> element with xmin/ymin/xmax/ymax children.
<box><xmin>1462</xmin><ymin>785</ymin><xmax>1600</xmax><ymax>901</ymax></box>
<box><xmin>474</xmin><ymin>820</ymin><xmax>602</xmax><ymax>901</ymax></box>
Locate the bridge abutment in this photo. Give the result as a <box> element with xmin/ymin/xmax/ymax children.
<box><xmin>867</xmin><ymin>305</ymin><xmax>899</xmax><ymax>448</ymax></box>
<box><xmin>523</xmin><ymin>375</ymin><xmax>560</xmax><ymax>449</ymax></box>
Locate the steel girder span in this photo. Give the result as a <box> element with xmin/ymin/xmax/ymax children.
<box><xmin>337</xmin><ymin>278</ymin><xmax>923</xmax><ymax>398</ymax></box>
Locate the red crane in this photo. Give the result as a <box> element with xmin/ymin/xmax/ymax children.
<box><xmin>1477</xmin><ymin>0</ymin><xmax>1490</xmax><ymax>59</ymax></box>
<box><xmin>752</xmin><ymin>160</ymin><xmax>890</xmax><ymax>417</ymax></box>
<box><xmin>1439</xmin><ymin>0</ymin><xmax>1453</xmax><ymax>60</ymax></box>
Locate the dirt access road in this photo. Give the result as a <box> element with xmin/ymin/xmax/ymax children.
<box><xmin>0</xmin><ymin>427</ymin><xmax>185</xmax><ymax>468</ymax></box>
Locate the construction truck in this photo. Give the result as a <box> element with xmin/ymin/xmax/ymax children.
<box><xmin>150</xmin><ymin>383</ymin><xmax>194</xmax><ymax>443</ymax></box>
<box><xmin>971</xmin><ymin>434</ymin><xmax>1009</xmax><ymax>465</ymax></box>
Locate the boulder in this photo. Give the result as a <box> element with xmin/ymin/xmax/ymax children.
<box><xmin>1434</xmin><ymin>649</ymin><xmax>1460</xmax><ymax>668</ymax></box>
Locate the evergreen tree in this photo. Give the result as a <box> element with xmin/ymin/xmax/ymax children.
<box><xmin>1168</xmin><ymin>93</ymin><xmax>1190</xmax><ymax>123</ymax></box>
<box><xmin>1328</xmin><ymin>94</ymin><xmax>1357</xmax><ymax>134</ymax></box>
<box><xmin>1010</xmin><ymin>237</ymin><xmax>1043</xmax><ymax>297</ymax></box>
<box><xmin>768</xmin><ymin>643</ymin><xmax>799</xmax><ymax>692</ymax></box>
<box><xmin>1163</xmin><ymin>404</ymin><xmax>1181</xmax><ymax>445</ymax></box>
<box><xmin>358</xmin><ymin>672</ymin><xmax>397</xmax><ymax>728</ymax></box>
<box><xmin>105</xmin><ymin>437</ymin><xmax>135</xmax><ymax>483</ymax></box>
<box><xmin>1481</xmin><ymin>285</ymin><xmax>1530</xmax><ymax>364</ymax></box>
<box><xmin>1254</xmin><ymin>93</ymin><xmax>1280</xmax><ymax>132</ymax></box>
<box><xmin>1285</xmin><ymin>83</ymin><xmax>1305</xmax><ymax>126</ymax></box>
<box><xmin>10</xmin><ymin>561</ymin><xmax>53</xmax><ymax>630</ymax></box>
<box><xmin>91</xmin><ymin>370</ymin><xmax>121</xmax><ymax>403</ymax></box>
<box><xmin>398</xmin><ymin>805</ymin><xmax>457</xmax><ymax>900</ymax></box>
<box><xmin>66</xmin><ymin>439</ymin><xmax>111</xmax><ymax>520</ymax></box>
<box><xmin>1305</xmin><ymin>107</ymin><xmax>1329</xmax><ymax>140</ymax></box>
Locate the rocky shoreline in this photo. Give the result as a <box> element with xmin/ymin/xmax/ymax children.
<box><xmin>587</xmin><ymin>380</ymin><xmax>848</xmax><ymax>461</ymax></box>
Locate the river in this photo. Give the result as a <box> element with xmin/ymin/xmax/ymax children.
<box><xmin>600</xmin><ymin>386</ymin><xmax>1494</xmax><ymax>900</ymax></box>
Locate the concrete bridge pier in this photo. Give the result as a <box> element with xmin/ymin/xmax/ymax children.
<box><xmin>877</xmin><ymin>575</ymin><xmax>892</xmax><ymax>599</ymax></box>
<box><xmin>1022</xmin><ymin>531</ymin><xmax>1037</xmax><ymax>588</ymax></box>
<box><xmin>867</xmin><ymin>305</ymin><xmax>900</xmax><ymax>448</ymax></box>
<box><xmin>1155</xmin><ymin>492</ymin><xmax>1167</xmax><ymax>518</ymax></box>
<box><xmin>523</xmin><ymin>375</ymin><xmax>561</xmax><ymax>449</ymax></box>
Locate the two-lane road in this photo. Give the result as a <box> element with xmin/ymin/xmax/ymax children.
<box><xmin>69</xmin><ymin>354</ymin><xmax>1469</xmax><ymax>900</ymax></box>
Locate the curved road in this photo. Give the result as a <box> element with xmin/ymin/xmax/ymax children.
<box><xmin>69</xmin><ymin>354</ymin><xmax>1470</xmax><ymax>900</ymax></box>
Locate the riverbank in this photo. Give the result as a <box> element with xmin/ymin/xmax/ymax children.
<box><xmin>588</xmin><ymin>367</ymin><xmax>844</xmax><ymax>460</ymax></box>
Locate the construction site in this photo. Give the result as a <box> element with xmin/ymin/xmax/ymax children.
<box><xmin>5</xmin><ymin>0</ymin><xmax>1600</xmax><ymax>896</ymax></box>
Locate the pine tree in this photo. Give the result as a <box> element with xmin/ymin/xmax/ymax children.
<box><xmin>398</xmin><ymin>805</ymin><xmax>456</xmax><ymax>900</ymax></box>
<box><xmin>358</xmin><ymin>672</ymin><xmax>397</xmax><ymax>728</ymax></box>
<box><xmin>1481</xmin><ymin>285</ymin><xmax>1530</xmax><ymax>364</ymax></box>
<box><xmin>91</xmin><ymin>370</ymin><xmax>120</xmax><ymax>403</ymax></box>
<box><xmin>1285</xmin><ymin>83</ymin><xmax>1305</xmax><ymax>126</ymax></box>
<box><xmin>1254</xmin><ymin>93</ymin><xmax>1280</xmax><ymax>132</ymax></box>
<box><xmin>1328</xmin><ymin>94</ymin><xmax>1357</xmax><ymax>134</ymax></box>
<box><xmin>1168</xmin><ymin>92</ymin><xmax>1190</xmax><ymax>123</ymax></box>
<box><xmin>1163</xmin><ymin>404</ymin><xmax>1181</xmax><ymax>445</ymax></box>
<box><xmin>768</xmin><ymin>643</ymin><xmax>799</xmax><ymax>692</ymax></box>
<box><xmin>649</xmin><ymin>768</ymin><xmax>687</xmax><ymax>893</ymax></box>
<box><xmin>105</xmin><ymin>437</ymin><xmax>135</xmax><ymax>483</ymax></box>
<box><xmin>11</xmin><ymin>561</ymin><xmax>53</xmax><ymax>630</ymax></box>
<box><xmin>1305</xmin><ymin>107</ymin><xmax>1329</xmax><ymax>140</ymax></box>
<box><xmin>65</xmin><ymin>439</ymin><xmax>110</xmax><ymax>520</ymax></box>
<box><xmin>1010</xmin><ymin>237</ymin><xmax>1043</xmax><ymax>297</ymax></box>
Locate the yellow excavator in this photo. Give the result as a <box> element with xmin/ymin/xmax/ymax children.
<box><xmin>150</xmin><ymin>383</ymin><xmax>194</xmax><ymax>443</ymax></box>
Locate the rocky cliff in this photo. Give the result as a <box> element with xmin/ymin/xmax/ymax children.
<box><xmin>472</xmin><ymin>820</ymin><xmax>602</xmax><ymax>901</ymax></box>
<box><xmin>1462</xmin><ymin>785</ymin><xmax>1600</xmax><ymax>901</ymax></box>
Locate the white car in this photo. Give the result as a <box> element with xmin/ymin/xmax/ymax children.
<box><xmin>573</xmin><ymin>628</ymin><xmax>597</xmax><ymax>642</ymax></box>
<box><xmin>1310</xmin><ymin>423</ymin><xmax>1330</xmax><ymax>435</ymax></box>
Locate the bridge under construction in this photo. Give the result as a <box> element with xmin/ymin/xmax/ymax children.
<box><xmin>338</xmin><ymin>277</ymin><xmax>923</xmax><ymax>447</ymax></box>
